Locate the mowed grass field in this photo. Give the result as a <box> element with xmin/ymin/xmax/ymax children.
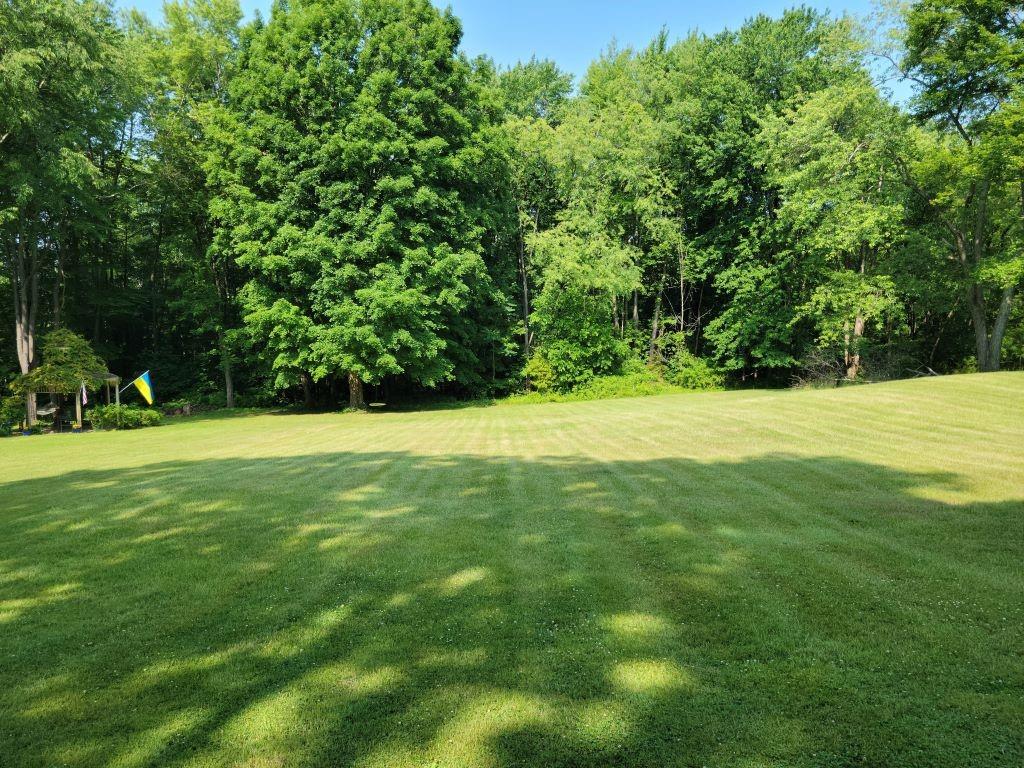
<box><xmin>1</xmin><ymin>374</ymin><xmax>1023</xmax><ymax>768</ymax></box>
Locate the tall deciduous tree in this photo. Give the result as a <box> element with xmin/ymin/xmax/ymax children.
<box><xmin>213</xmin><ymin>0</ymin><xmax>504</xmax><ymax>408</ymax></box>
<box><xmin>0</xmin><ymin>0</ymin><xmax>137</xmax><ymax>423</ymax></box>
<box><xmin>762</xmin><ymin>79</ymin><xmax>908</xmax><ymax>379</ymax></box>
<box><xmin>499</xmin><ymin>58</ymin><xmax>572</xmax><ymax>359</ymax></box>
<box><xmin>895</xmin><ymin>0</ymin><xmax>1024</xmax><ymax>370</ymax></box>
<box><xmin>149</xmin><ymin>0</ymin><xmax>243</xmax><ymax>406</ymax></box>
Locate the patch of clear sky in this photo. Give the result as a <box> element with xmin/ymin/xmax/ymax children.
<box><xmin>118</xmin><ymin>0</ymin><xmax>912</xmax><ymax>102</ymax></box>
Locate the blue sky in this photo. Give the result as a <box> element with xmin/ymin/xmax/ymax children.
<box><xmin>119</xmin><ymin>0</ymin><xmax>903</xmax><ymax>94</ymax></box>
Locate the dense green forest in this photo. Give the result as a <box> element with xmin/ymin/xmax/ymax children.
<box><xmin>2</xmin><ymin>0</ymin><xmax>1022</xmax><ymax>414</ymax></box>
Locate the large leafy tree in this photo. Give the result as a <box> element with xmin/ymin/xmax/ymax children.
<box><xmin>12</xmin><ymin>328</ymin><xmax>106</xmax><ymax>398</ymax></box>
<box><xmin>761</xmin><ymin>79</ymin><xmax>909</xmax><ymax>379</ymax></box>
<box><xmin>147</xmin><ymin>0</ymin><xmax>244</xmax><ymax>405</ymax></box>
<box><xmin>526</xmin><ymin>212</ymin><xmax>640</xmax><ymax>390</ymax></box>
<box><xmin>894</xmin><ymin>0</ymin><xmax>1024</xmax><ymax>370</ymax></box>
<box><xmin>213</xmin><ymin>0</ymin><xmax>504</xmax><ymax>408</ymax></box>
<box><xmin>0</xmin><ymin>0</ymin><xmax>139</xmax><ymax>422</ymax></box>
<box><xmin>524</xmin><ymin>44</ymin><xmax>670</xmax><ymax>387</ymax></box>
<box><xmin>692</xmin><ymin>10</ymin><xmax>864</xmax><ymax>376</ymax></box>
<box><xmin>498</xmin><ymin>58</ymin><xmax>572</xmax><ymax>359</ymax></box>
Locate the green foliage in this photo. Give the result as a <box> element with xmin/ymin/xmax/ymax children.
<box><xmin>210</xmin><ymin>0</ymin><xmax>508</xmax><ymax>406</ymax></box>
<box><xmin>525</xmin><ymin>213</ymin><xmax>639</xmax><ymax>391</ymax></box>
<box><xmin>2</xmin><ymin>0</ymin><xmax>1021</xmax><ymax>420</ymax></box>
<box><xmin>90</xmin><ymin>404</ymin><xmax>163</xmax><ymax>430</ymax></box>
<box><xmin>652</xmin><ymin>333</ymin><xmax>725</xmax><ymax>390</ymax></box>
<box><xmin>0</xmin><ymin>394</ymin><xmax>24</xmax><ymax>436</ymax></box>
<box><xmin>521</xmin><ymin>353</ymin><xmax>555</xmax><ymax>394</ymax></box>
<box><xmin>11</xmin><ymin>330</ymin><xmax>107</xmax><ymax>396</ymax></box>
<box><xmin>667</xmin><ymin>355</ymin><xmax>725</xmax><ymax>392</ymax></box>
<box><xmin>498</xmin><ymin>57</ymin><xmax>573</xmax><ymax>121</ymax></box>
<box><xmin>902</xmin><ymin>0</ymin><xmax>1023</xmax><ymax>130</ymax></box>
<box><xmin>526</xmin><ymin>313</ymin><xmax>629</xmax><ymax>392</ymax></box>
<box><xmin>509</xmin><ymin>369</ymin><xmax>684</xmax><ymax>404</ymax></box>
<box><xmin>895</xmin><ymin>0</ymin><xmax>1024</xmax><ymax>371</ymax></box>
<box><xmin>574</xmin><ymin>370</ymin><xmax>680</xmax><ymax>399</ymax></box>
<box><xmin>149</xmin><ymin>0</ymin><xmax>246</xmax><ymax>405</ymax></box>
<box><xmin>797</xmin><ymin>274</ymin><xmax>903</xmax><ymax>355</ymax></box>
<box><xmin>517</xmin><ymin>341</ymin><xmax>721</xmax><ymax>401</ymax></box>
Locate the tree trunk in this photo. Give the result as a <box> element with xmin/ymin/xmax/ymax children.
<box><xmin>845</xmin><ymin>251</ymin><xmax>867</xmax><ymax>380</ymax></box>
<box><xmin>961</xmin><ymin>178</ymin><xmax>1003</xmax><ymax>371</ymax></box>
<box><xmin>219</xmin><ymin>332</ymin><xmax>234</xmax><ymax>408</ymax></box>
<box><xmin>965</xmin><ymin>278</ymin><xmax>1017</xmax><ymax>372</ymax></box>
<box><xmin>11</xmin><ymin>224</ymin><xmax>39</xmax><ymax>424</ymax></box>
<box><xmin>648</xmin><ymin>266</ymin><xmax>667</xmax><ymax>362</ymax></box>
<box><xmin>649</xmin><ymin>295</ymin><xmax>663</xmax><ymax>363</ymax></box>
<box><xmin>679</xmin><ymin>248</ymin><xmax>686</xmax><ymax>333</ymax></box>
<box><xmin>223</xmin><ymin>357</ymin><xmax>235</xmax><ymax>409</ymax></box>
<box><xmin>517</xmin><ymin>234</ymin><xmax>531</xmax><ymax>356</ymax></box>
<box><xmin>846</xmin><ymin>315</ymin><xmax>865</xmax><ymax>380</ymax></box>
<box><xmin>986</xmin><ymin>284</ymin><xmax>1016</xmax><ymax>372</ymax></box>
<box><xmin>348</xmin><ymin>372</ymin><xmax>366</xmax><ymax>410</ymax></box>
<box><xmin>52</xmin><ymin>234</ymin><xmax>63</xmax><ymax>329</ymax></box>
<box><xmin>301</xmin><ymin>373</ymin><xmax>313</xmax><ymax>409</ymax></box>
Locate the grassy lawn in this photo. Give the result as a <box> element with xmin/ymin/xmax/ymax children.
<box><xmin>1</xmin><ymin>373</ymin><xmax>1022</xmax><ymax>767</ymax></box>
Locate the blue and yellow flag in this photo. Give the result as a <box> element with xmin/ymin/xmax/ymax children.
<box><xmin>130</xmin><ymin>371</ymin><xmax>154</xmax><ymax>405</ymax></box>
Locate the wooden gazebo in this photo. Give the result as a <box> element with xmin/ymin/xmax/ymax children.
<box><xmin>30</xmin><ymin>372</ymin><xmax>121</xmax><ymax>432</ymax></box>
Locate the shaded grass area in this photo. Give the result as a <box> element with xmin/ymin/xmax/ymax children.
<box><xmin>1</xmin><ymin>374</ymin><xmax>1023</xmax><ymax>767</ymax></box>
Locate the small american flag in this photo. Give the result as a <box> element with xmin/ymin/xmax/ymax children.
<box><xmin>81</xmin><ymin>383</ymin><xmax>87</xmax><ymax>405</ymax></box>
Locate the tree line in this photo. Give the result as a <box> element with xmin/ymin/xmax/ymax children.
<box><xmin>2</xmin><ymin>0</ymin><xmax>1022</xmax><ymax>414</ymax></box>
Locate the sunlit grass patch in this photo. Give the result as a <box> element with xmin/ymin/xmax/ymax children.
<box><xmin>602</xmin><ymin>612</ymin><xmax>672</xmax><ymax>639</ymax></box>
<box><xmin>609</xmin><ymin>659</ymin><xmax>694</xmax><ymax>694</ymax></box>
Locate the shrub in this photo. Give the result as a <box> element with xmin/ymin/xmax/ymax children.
<box><xmin>522</xmin><ymin>336</ymin><xmax>631</xmax><ymax>393</ymax></box>
<box><xmin>650</xmin><ymin>332</ymin><xmax>724</xmax><ymax>391</ymax></box>
<box><xmin>522</xmin><ymin>353</ymin><xmax>556</xmax><ymax>393</ymax></box>
<box><xmin>90</xmin><ymin>404</ymin><xmax>163</xmax><ymax>430</ymax></box>
<box><xmin>508</xmin><ymin>369</ymin><xmax>687</xmax><ymax>404</ymax></box>
<box><xmin>657</xmin><ymin>336</ymin><xmax>722</xmax><ymax>390</ymax></box>
<box><xmin>575</xmin><ymin>371</ymin><xmax>680</xmax><ymax>399</ymax></box>
<box><xmin>667</xmin><ymin>352</ymin><xmax>725</xmax><ymax>390</ymax></box>
<box><xmin>0</xmin><ymin>395</ymin><xmax>25</xmax><ymax>437</ymax></box>
<box><xmin>957</xmin><ymin>356</ymin><xmax>979</xmax><ymax>374</ymax></box>
<box><xmin>161</xmin><ymin>398</ymin><xmax>195</xmax><ymax>416</ymax></box>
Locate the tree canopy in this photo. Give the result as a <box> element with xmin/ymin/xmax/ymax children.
<box><xmin>2</xmin><ymin>0</ymin><xmax>1022</xmax><ymax>415</ymax></box>
<box><xmin>12</xmin><ymin>329</ymin><xmax>106</xmax><ymax>395</ymax></box>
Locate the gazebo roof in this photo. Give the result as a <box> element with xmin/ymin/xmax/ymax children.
<box><xmin>21</xmin><ymin>372</ymin><xmax>121</xmax><ymax>395</ymax></box>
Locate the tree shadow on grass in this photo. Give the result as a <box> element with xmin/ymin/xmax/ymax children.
<box><xmin>0</xmin><ymin>451</ymin><xmax>1021</xmax><ymax>767</ymax></box>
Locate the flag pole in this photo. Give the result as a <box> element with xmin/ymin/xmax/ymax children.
<box><xmin>118</xmin><ymin>372</ymin><xmax>144</xmax><ymax>395</ymax></box>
